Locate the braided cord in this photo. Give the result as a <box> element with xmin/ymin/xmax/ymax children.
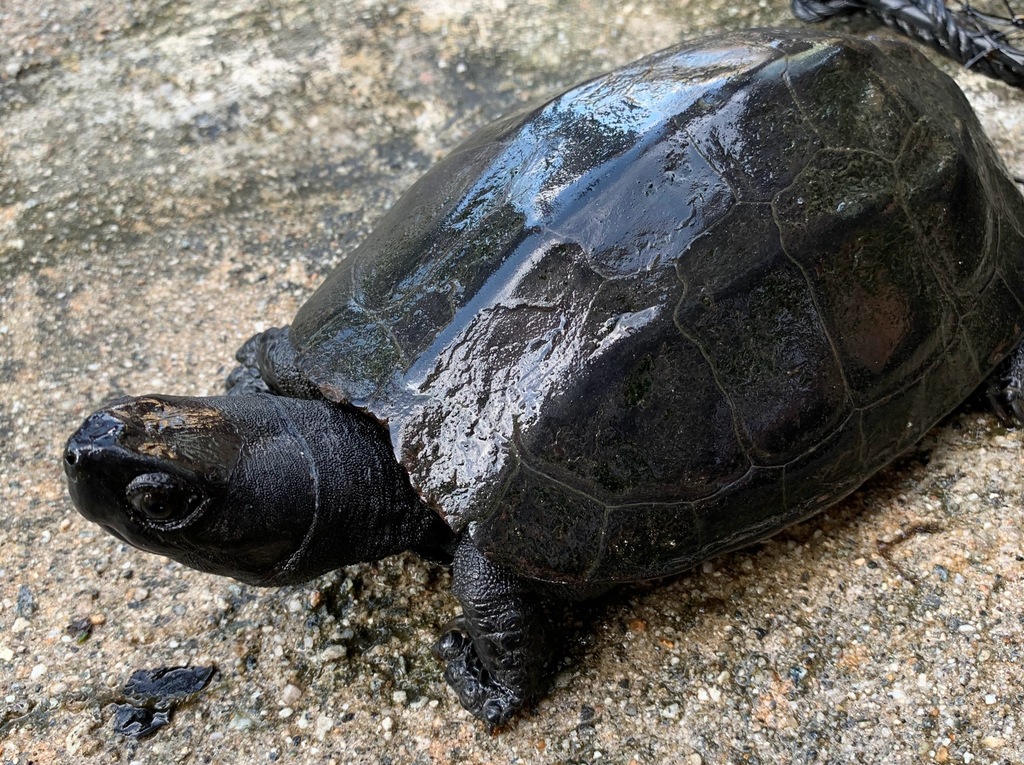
<box><xmin>792</xmin><ymin>0</ymin><xmax>1024</xmax><ymax>86</ymax></box>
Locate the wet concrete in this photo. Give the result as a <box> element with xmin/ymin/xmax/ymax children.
<box><xmin>2</xmin><ymin>1</ymin><xmax>1023</xmax><ymax>763</ymax></box>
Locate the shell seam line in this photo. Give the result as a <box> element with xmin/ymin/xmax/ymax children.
<box><xmin>780</xmin><ymin>52</ymin><xmax>824</xmax><ymax>149</ymax></box>
<box><xmin>513</xmin><ymin>457</ymin><xmax>610</xmax><ymax>580</ymax></box>
<box><xmin>770</xmin><ymin>159</ymin><xmax>856</xmax><ymax>419</ymax></box>
<box><xmin>896</xmin><ymin>129</ymin><xmax>982</xmax><ymax>379</ymax></box>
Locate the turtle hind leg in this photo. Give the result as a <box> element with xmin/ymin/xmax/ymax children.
<box><xmin>985</xmin><ymin>342</ymin><xmax>1024</xmax><ymax>426</ymax></box>
<box><xmin>226</xmin><ymin>326</ymin><xmax>322</xmax><ymax>399</ymax></box>
<box><xmin>437</xmin><ymin>537</ymin><xmax>552</xmax><ymax>729</ymax></box>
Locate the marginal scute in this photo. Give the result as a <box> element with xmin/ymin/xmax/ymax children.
<box><xmin>297</xmin><ymin>302</ymin><xmax>401</xmax><ymax>407</ymax></box>
<box><xmin>474</xmin><ymin>457</ymin><xmax>609</xmax><ymax>582</ymax></box>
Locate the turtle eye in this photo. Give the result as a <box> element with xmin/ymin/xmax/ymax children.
<box><xmin>125</xmin><ymin>473</ymin><xmax>195</xmax><ymax>522</ymax></box>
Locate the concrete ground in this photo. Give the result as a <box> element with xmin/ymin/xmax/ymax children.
<box><xmin>1</xmin><ymin>1</ymin><xmax>1022</xmax><ymax>763</ymax></box>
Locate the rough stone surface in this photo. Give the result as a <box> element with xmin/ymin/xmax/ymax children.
<box><xmin>2</xmin><ymin>1</ymin><xmax>1022</xmax><ymax>763</ymax></box>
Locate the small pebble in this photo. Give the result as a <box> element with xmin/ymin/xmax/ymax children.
<box><xmin>228</xmin><ymin>715</ymin><xmax>253</xmax><ymax>731</ymax></box>
<box><xmin>314</xmin><ymin>715</ymin><xmax>333</xmax><ymax>740</ymax></box>
<box><xmin>317</xmin><ymin>645</ymin><xmax>347</xmax><ymax>664</ymax></box>
<box><xmin>281</xmin><ymin>683</ymin><xmax>302</xmax><ymax>705</ymax></box>
<box><xmin>17</xmin><ymin>585</ymin><xmax>37</xmax><ymax>617</ymax></box>
<box><xmin>627</xmin><ymin>618</ymin><xmax>647</xmax><ymax>633</ymax></box>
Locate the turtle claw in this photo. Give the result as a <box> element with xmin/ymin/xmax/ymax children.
<box><xmin>438</xmin><ymin>539</ymin><xmax>551</xmax><ymax>728</ymax></box>
<box><xmin>225</xmin><ymin>364</ymin><xmax>271</xmax><ymax>395</ymax></box>
<box><xmin>433</xmin><ymin>624</ymin><xmax>470</xmax><ymax>661</ymax></box>
<box><xmin>435</xmin><ymin>625</ymin><xmax>522</xmax><ymax>730</ymax></box>
<box><xmin>226</xmin><ymin>332</ymin><xmax>271</xmax><ymax>394</ymax></box>
<box><xmin>226</xmin><ymin>327</ymin><xmax>323</xmax><ymax>399</ymax></box>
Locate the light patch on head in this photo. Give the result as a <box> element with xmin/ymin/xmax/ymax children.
<box><xmin>109</xmin><ymin>397</ymin><xmax>243</xmax><ymax>482</ymax></box>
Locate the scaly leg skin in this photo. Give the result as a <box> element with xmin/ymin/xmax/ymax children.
<box><xmin>225</xmin><ymin>326</ymin><xmax>321</xmax><ymax>399</ymax></box>
<box><xmin>436</xmin><ymin>537</ymin><xmax>550</xmax><ymax>729</ymax></box>
<box><xmin>987</xmin><ymin>343</ymin><xmax>1024</xmax><ymax>427</ymax></box>
<box><xmin>226</xmin><ymin>332</ymin><xmax>274</xmax><ymax>395</ymax></box>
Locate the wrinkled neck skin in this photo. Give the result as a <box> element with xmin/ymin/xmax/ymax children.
<box><xmin>239</xmin><ymin>395</ymin><xmax>455</xmax><ymax>585</ymax></box>
<box><xmin>65</xmin><ymin>394</ymin><xmax>456</xmax><ymax>587</ymax></box>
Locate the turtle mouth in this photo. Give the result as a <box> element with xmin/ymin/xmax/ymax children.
<box><xmin>101</xmin><ymin>523</ymin><xmax>129</xmax><ymax>544</ymax></box>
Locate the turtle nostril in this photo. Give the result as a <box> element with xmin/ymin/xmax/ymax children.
<box><xmin>64</xmin><ymin>438</ymin><xmax>86</xmax><ymax>470</ymax></box>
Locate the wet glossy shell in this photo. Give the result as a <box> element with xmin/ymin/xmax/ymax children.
<box><xmin>291</xmin><ymin>30</ymin><xmax>1024</xmax><ymax>584</ymax></box>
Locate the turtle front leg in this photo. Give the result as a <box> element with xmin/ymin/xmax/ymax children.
<box><xmin>225</xmin><ymin>326</ymin><xmax>321</xmax><ymax>399</ymax></box>
<box><xmin>225</xmin><ymin>331</ymin><xmax>276</xmax><ymax>395</ymax></box>
<box><xmin>436</xmin><ymin>537</ymin><xmax>550</xmax><ymax>728</ymax></box>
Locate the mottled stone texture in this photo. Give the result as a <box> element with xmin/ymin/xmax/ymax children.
<box><xmin>1</xmin><ymin>1</ymin><xmax>1022</xmax><ymax>763</ymax></box>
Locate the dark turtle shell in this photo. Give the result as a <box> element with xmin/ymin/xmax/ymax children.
<box><xmin>291</xmin><ymin>30</ymin><xmax>1024</xmax><ymax>584</ymax></box>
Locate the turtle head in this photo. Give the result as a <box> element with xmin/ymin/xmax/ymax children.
<box><xmin>64</xmin><ymin>394</ymin><xmax>451</xmax><ymax>585</ymax></box>
<box><xmin>64</xmin><ymin>395</ymin><xmax>307</xmax><ymax>584</ymax></box>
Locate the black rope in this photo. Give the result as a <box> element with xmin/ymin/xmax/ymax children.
<box><xmin>792</xmin><ymin>0</ymin><xmax>1024</xmax><ymax>86</ymax></box>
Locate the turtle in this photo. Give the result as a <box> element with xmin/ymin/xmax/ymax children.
<box><xmin>64</xmin><ymin>29</ymin><xmax>1024</xmax><ymax>728</ymax></box>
